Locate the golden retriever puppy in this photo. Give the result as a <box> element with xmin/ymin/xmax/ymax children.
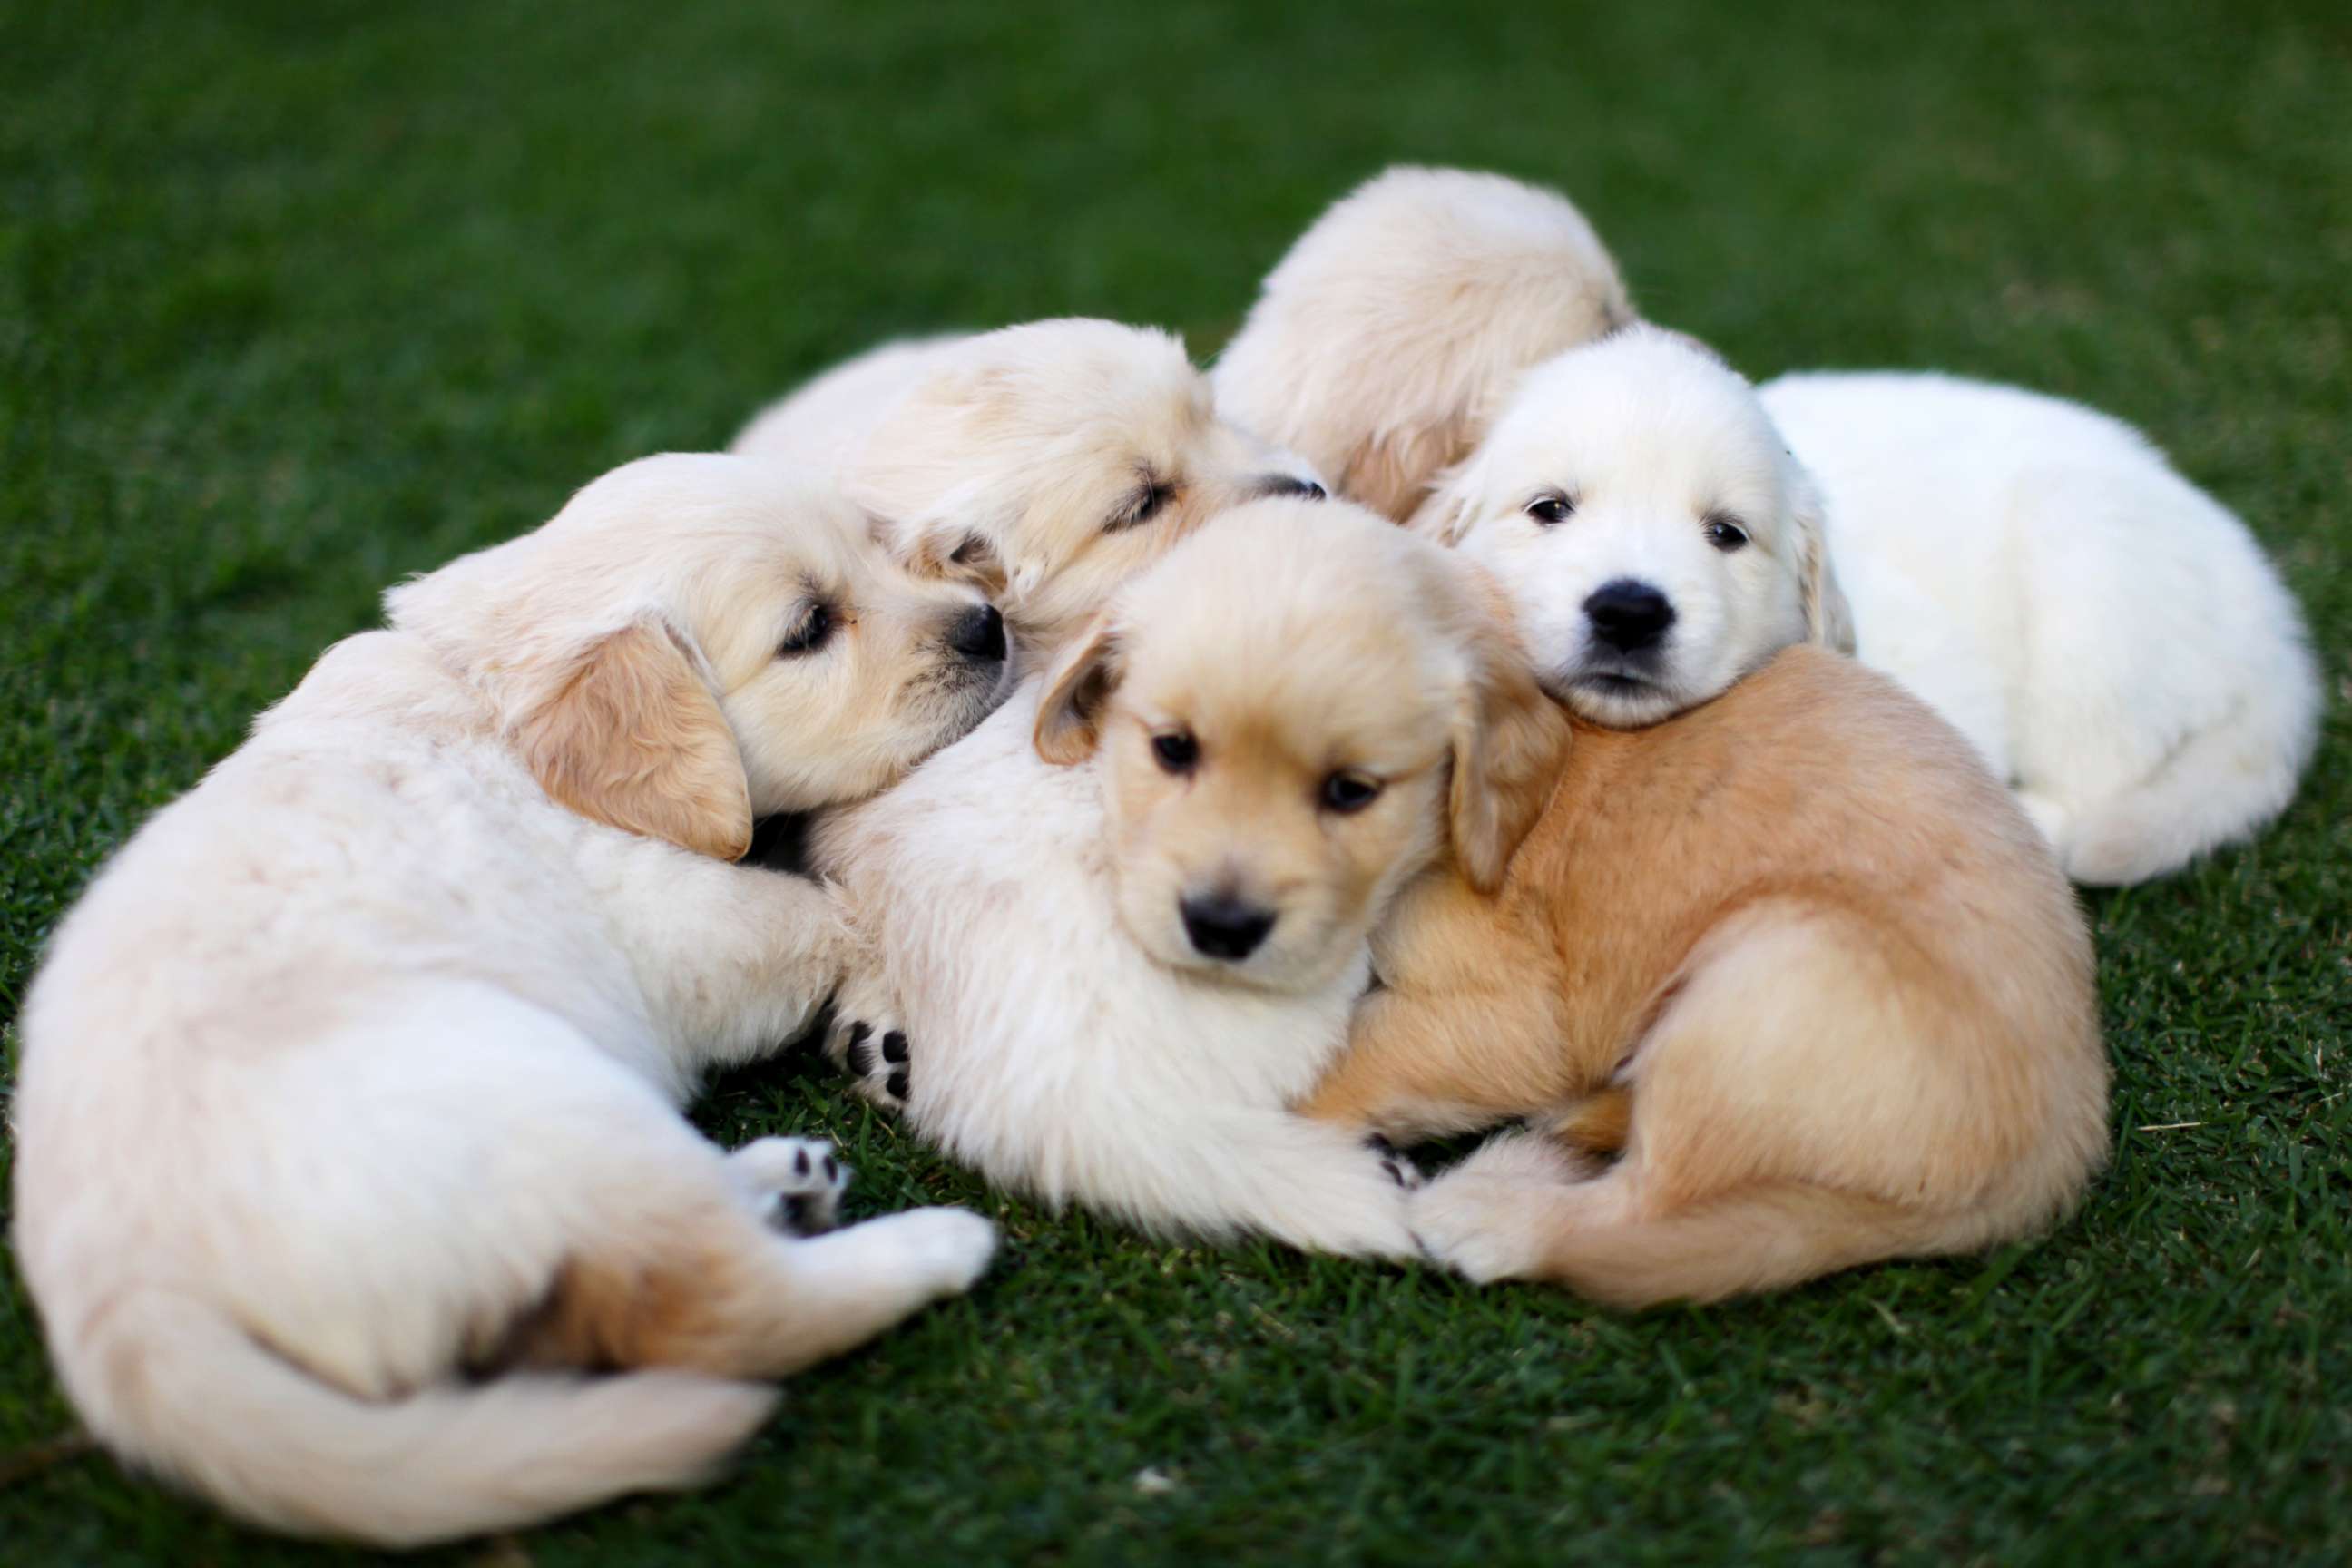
<box><xmin>1213</xmin><ymin>165</ymin><xmax>1632</xmax><ymax>522</ymax></box>
<box><xmin>1302</xmin><ymin>647</ymin><xmax>2112</xmax><ymax>1307</ymax></box>
<box><xmin>1418</xmin><ymin>324</ymin><xmax>1854</xmax><ymax>727</ymax></box>
<box><xmin>734</xmin><ymin>318</ymin><xmax>1325</xmax><ymax>657</ymax></box>
<box><xmin>806</xmin><ymin>498</ymin><xmax>1561</xmax><ymax>1254</ymax></box>
<box><xmin>10</xmin><ymin>455</ymin><xmax>1010</xmax><ymax>1545</ymax></box>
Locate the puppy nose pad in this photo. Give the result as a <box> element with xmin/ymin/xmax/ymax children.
<box><xmin>1583</xmin><ymin>578</ymin><xmax>1677</xmax><ymax>653</ymax></box>
<box><xmin>948</xmin><ymin>603</ymin><xmax>1007</xmax><ymax>662</ymax></box>
<box><xmin>1179</xmin><ymin>893</ymin><xmax>1278</xmax><ymax>962</ymax></box>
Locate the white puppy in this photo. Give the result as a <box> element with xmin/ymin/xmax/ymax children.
<box><xmin>734</xmin><ymin>318</ymin><xmax>1324</xmax><ymax>656</ymax></box>
<box><xmin>808</xmin><ymin>498</ymin><xmax>1560</xmax><ymax>1258</ymax></box>
<box><xmin>1761</xmin><ymin>372</ymin><xmax>2322</xmax><ymax>884</ymax></box>
<box><xmin>1420</xmin><ymin>325</ymin><xmax>1854</xmax><ymax>728</ymax></box>
<box><xmin>10</xmin><ymin>455</ymin><xmax>1008</xmax><ymax>1546</ymax></box>
<box><xmin>1213</xmin><ymin>164</ymin><xmax>1632</xmax><ymax>523</ymax></box>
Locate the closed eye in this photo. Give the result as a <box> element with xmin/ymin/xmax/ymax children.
<box><xmin>1107</xmin><ymin>472</ymin><xmax>1178</xmax><ymax>532</ymax></box>
<box><xmin>778</xmin><ymin>601</ymin><xmax>836</xmax><ymax>655</ymax></box>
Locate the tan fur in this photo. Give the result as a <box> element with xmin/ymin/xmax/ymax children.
<box><xmin>1215</xmin><ymin>167</ymin><xmax>1634</xmax><ymax>522</ymax></box>
<box><xmin>1304</xmin><ymin>645</ymin><xmax>2111</xmax><ymax>1306</ymax></box>
<box><xmin>517</xmin><ymin>622</ymin><xmax>754</xmax><ymax>860</ymax></box>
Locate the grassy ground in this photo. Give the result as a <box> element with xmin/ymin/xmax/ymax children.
<box><xmin>4</xmin><ymin>0</ymin><xmax>2347</xmax><ymax>1561</ymax></box>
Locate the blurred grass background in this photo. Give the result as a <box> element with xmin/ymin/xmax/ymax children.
<box><xmin>3</xmin><ymin>0</ymin><xmax>2347</xmax><ymax>1562</ymax></box>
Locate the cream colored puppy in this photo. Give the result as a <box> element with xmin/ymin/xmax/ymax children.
<box><xmin>11</xmin><ymin>455</ymin><xmax>1008</xmax><ymax>1546</ymax></box>
<box><xmin>1421</xmin><ymin>325</ymin><xmax>1853</xmax><ymax>728</ymax></box>
<box><xmin>808</xmin><ymin>499</ymin><xmax>1560</xmax><ymax>1254</ymax></box>
<box><xmin>734</xmin><ymin>318</ymin><xmax>1325</xmax><ymax>656</ymax></box>
<box><xmin>1213</xmin><ymin>165</ymin><xmax>1632</xmax><ymax>521</ymax></box>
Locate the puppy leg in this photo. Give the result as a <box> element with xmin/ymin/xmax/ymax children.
<box><xmin>1198</xmin><ymin>1110</ymin><xmax>1427</xmax><ymax>1259</ymax></box>
<box><xmin>1301</xmin><ymin>982</ymin><xmax>1581</xmax><ymax>1143</ymax></box>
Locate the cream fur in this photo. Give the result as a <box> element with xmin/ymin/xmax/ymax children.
<box><xmin>1760</xmin><ymin>371</ymin><xmax>2321</xmax><ymax>884</ymax></box>
<box><xmin>734</xmin><ymin>318</ymin><xmax>1323</xmax><ymax>659</ymax></box>
<box><xmin>1213</xmin><ymin>166</ymin><xmax>1632</xmax><ymax>523</ymax></box>
<box><xmin>810</xmin><ymin>500</ymin><xmax>1551</xmax><ymax>1255</ymax></box>
<box><xmin>10</xmin><ymin>455</ymin><xmax>1008</xmax><ymax>1545</ymax></box>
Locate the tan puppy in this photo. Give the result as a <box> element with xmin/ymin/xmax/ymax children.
<box><xmin>12</xmin><ymin>455</ymin><xmax>1008</xmax><ymax>1544</ymax></box>
<box><xmin>1213</xmin><ymin>166</ymin><xmax>1632</xmax><ymax>522</ymax></box>
<box><xmin>1303</xmin><ymin>643</ymin><xmax>2111</xmax><ymax>1306</ymax></box>
<box><xmin>735</xmin><ymin>318</ymin><xmax>1324</xmax><ymax>658</ymax></box>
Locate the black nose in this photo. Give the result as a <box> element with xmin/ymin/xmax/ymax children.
<box><xmin>1257</xmin><ymin>474</ymin><xmax>1327</xmax><ymax>502</ymax></box>
<box><xmin>949</xmin><ymin>603</ymin><xmax>1006</xmax><ymax>662</ymax></box>
<box><xmin>1180</xmin><ymin>893</ymin><xmax>1276</xmax><ymax>961</ymax></box>
<box><xmin>1583</xmin><ymin>579</ymin><xmax>1676</xmax><ymax>653</ymax></box>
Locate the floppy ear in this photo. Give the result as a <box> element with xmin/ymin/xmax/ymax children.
<box><xmin>1788</xmin><ymin>466</ymin><xmax>1857</xmax><ymax>653</ymax></box>
<box><xmin>1406</xmin><ymin>455</ymin><xmax>1482</xmax><ymax>546</ymax></box>
<box><xmin>1033</xmin><ymin>611</ymin><xmax>1124</xmax><ymax>765</ymax></box>
<box><xmin>1346</xmin><ymin>419</ymin><xmax>1469</xmax><ymax>526</ymax></box>
<box><xmin>514</xmin><ymin>621</ymin><xmax>754</xmax><ymax>859</ymax></box>
<box><xmin>1445</xmin><ymin>586</ymin><xmax>1572</xmax><ymax>893</ymax></box>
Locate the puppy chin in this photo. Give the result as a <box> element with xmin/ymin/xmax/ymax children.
<box><xmin>1544</xmin><ymin>665</ymin><xmax>1689</xmax><ymax>729</ymax></box>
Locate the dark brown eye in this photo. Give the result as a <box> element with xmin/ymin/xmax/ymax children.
<box><xmin>1525</xmin><ymin>494</ymin><xmax>1574</xmax><ymax>525</ymax></box>
<box><xmin>1703</xmin><ymin>514</ymin><xmax>1750</xmax><ymax>552</ymax></box>
<box><xmin>779</xmin><ymin>603</ymin><xmax>834</xmax><ymax>655</ymax></box>
<box><xmin>1152</xmin><ymin>730</ymin><xmax>1199</xmax><ymax>773</ymax></box>
<box><xmin>1320</xmin><ymin>771</ymin><xmax>1382</xmax><ymax>813</ymax></box>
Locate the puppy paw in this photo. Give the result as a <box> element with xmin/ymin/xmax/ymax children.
<box><xmin>1408</xmin><ymin>1132</ymin><xmax>1598</xmax><ymax>1284</ymax></box>
<box><xmin>874</xmin><ymin>1207</ymin><xmax>999</xmax><ymax>1295</ymax></box>
<box><xmin>823</xmin><ymin>968</ymin><xmax>910</xmax><ymax>1111</ymax></box>
<box><xmin>1367</xmin><ymin>1134</ymin><xmax>1425</xmax><ymax>1191</ymax></box>
<box><xmin>728</xmin><ymin>1136</ymin><xmax>852</xmax><ymax>1235</ymax></box>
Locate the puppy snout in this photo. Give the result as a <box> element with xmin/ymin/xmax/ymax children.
<box><xmin>1255</xmin><ymin>474</ymin><xmax>1327</xmax><ymax>502</ymax></box>
<box><xmin>1180</xmin><ymin>892</ymin><xmax>1277</xmax><ymax>962</ymax></box>
<box><xmin>947</xmin><ymin>603</ymin><xmax>1007</xmax><ymax>663</ymax></box>
<box><xmin>1583</xmin><ymin>578</ymin><xmax>1676</xmax><ymax>653</ymax></box>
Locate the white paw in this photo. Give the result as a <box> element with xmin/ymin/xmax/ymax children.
<box><xmin>1407</xmin><ymin>1132</ymin><xmax>1592</xmax><ymax>1283</ymax></box>
<box><xmin>823</xmin><ymin>971</ymin><xmax>909</xmax><ymax>1112</ymax></box>
<box><xmin>729</xmin><ymin>1136</ymin><xmax>852</xmax><ymax>1235</ymax></box>
<box><xmin>875</xmin><ymin>1207</ymin><xmax>999</xmax><ymax>1295</ymax></box>
<box><xmin>1368</xmin><ymin>1134</ymin><xmax>1426</xmax><ymax>1191</ymax></box>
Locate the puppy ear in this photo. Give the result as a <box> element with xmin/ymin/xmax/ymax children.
<box><xmin>1788</xmin><ymin>467</ymin><xmax>1857</xmax><ymax>653</ymax></box>
<box><xmin>514</xmin><ymin>621</ymin><xmax>754</xmax><ymax>859</ymax></box>
<box><xmin>1034</xmin><ymin>611</ymin><xmax>1124</xmax><ymax>765</ymax></box>
<box><xmin>1406</xmin><ymin>455</ymin><xmax>1481</xmax><ymax>546</ymax></box>
<box><xmin>1445</xmin><ymin>579</ymin><xmax>1571</xmax><ymax>894</ymax></box>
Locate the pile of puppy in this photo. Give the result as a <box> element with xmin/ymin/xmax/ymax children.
<box><xmin>10</xmin><ymin>169</ymin><xmax>2319</xmax><ymax>1545</ymax></box>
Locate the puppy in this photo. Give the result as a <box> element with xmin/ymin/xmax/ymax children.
<box><xmin>735</xmin><ymin>318</ymin><xmax>1324</xmax><ymax>657</ymax></box>
<box><xmin>1419</xmin><ymin>324</ymin><xmax>1854</xmax><ymax>727</ymax></box>
<box><xmin>1760</xmin><ymin>371</ymin><xmax>2321</xmax><ymax>884</ymax></box>
<box><xmin>1213</xmin><ymin>165</ymin><xmax>1633</xmax><ymax>523</ymax></box>
<box><xmin>808</xmin><ymin>498</ymin><xmax>1561</xmax><ymax>1256</ymax></box>
<box><xmin>1302</xmin><ymin>649</ymin><xmax>2111</xmax><ymax>1303</ymax></box>
<box><xmin>10</xmin><ymin>456</ymin><xmax>1007</xmax><ymax>1545</ymax></box>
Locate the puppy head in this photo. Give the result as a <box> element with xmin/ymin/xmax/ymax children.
<box><xmin>1421</xmin><ymin>325</ymin><xmax>1854</xmax><ymax>727</ymax></box>
<box><xmin>1035</xmin><ymin>498</ymin><xmax>1564</xmax><ymax>993</ymax></box>
<box><xmin>1214</xmin><ymin>165</ymin><xmax>1634</xmax><ymax>523</ymax></box>
<box><xmin>387</xmin><ymin>454</ymin><xmax>1010</xmax><ymax>858</ymax></box>
<box><xmin>847</xmin><ymin>318</ymin><xmax>1324</xmax><ymax>658</ymax></box>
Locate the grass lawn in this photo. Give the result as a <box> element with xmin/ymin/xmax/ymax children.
<box><xmin>4</xmin><ymin>0</ymin><xmax>2347</xmax><ymax>1561</ymax></box>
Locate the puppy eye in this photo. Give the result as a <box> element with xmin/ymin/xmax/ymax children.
<box><xmin>778</xmin><ymin>603</ymin><xmax>834</xmax><ymax>656</ymax></box>
<box><xmin>1152</xmin><ymin>730</ymin><xmax>1199</xmax><ymax>774</ymax></box>
<box><xmin>1319</xmin><ymin>772</ymin><xmax>1383</xmax><ymax>813</ymax></box>
<box><xmin>1703</xmin><ymin>514</ymin><xmax>1751</xmax><ymax>553</ymax></box>
<box><xmin>1110</xmin><ymin>477</ymin><xmax>1177</xmax><ymax>533</ymax></box>
<box><xmin>1524</xmin><ymin>494</ymin><xmax>1575</xmax><ymax>525</ymax></box>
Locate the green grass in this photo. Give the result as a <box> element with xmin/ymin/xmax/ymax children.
<box><xmin>4</xmin><ymin>0</ymin><xmax>2347</xmax><ymax>1561</ymax></box>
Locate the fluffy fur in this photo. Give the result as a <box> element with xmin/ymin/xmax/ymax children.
<box><xmin>10</xmin><ymin>455</ymin><xmax>1009</xmax><ymax>1545</ymax></box>
<box><xmin>734</xmin><ymin>318</ymin><xmax>1323</xmax><ymax>657</ymax></box>
<box><xmin>808</xmin><ymin>499</ymin><xmax>1560</xmax><ymax>1254</ymax></box>
<box><xmin>1213</xmin><ymin>165</ymin><xmax>1632</xmax><ymax>522</ymax></box>
<box><xmin>1760</xmin><ymin>371</ymin><xmax>2321</xmax><ymax>883</ymax></box>
<box><xmin>1303</xmin><ymin>646</ymin><xmax>2112</xmax><ymax>1307</ymax></box>
<box><xmin>1420</xmin><ymin>325</ymin><xmax>1854</xmax><ymax>726</ymax></box>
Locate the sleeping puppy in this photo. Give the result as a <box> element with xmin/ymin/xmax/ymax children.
<box><xmin>1759</xmin><ymin>371</ymin><xmax>2320</xmax><ymax>884</ymax></box>
<box><xmin>734</xmin><ymin>318</ymin><xmax>1325</xmax><ymax>658</ymax></box>
<box><xmin>1300</xmin><ymin>561</ymin><xmax>2112</xmax><ymax>1304</ymax></box>
<box><xmin>808</xmin><ymin>498</ymin><xmax>1561</xmax><ymax>1256</ymax></box>
<box><xmin>10</xmin><ymin>456</ymin><xmax>1007</xmax><ymax>1546</ymax></box>
<box><xmin>1213</xmin><ymin>165</ymin><xmax>1632</xmax><ymax>523</ymax></box>
<box><xmin>1418</xmin><ymin>324</ymin><xmax>1854</xmax><ymax>727</ymax></box>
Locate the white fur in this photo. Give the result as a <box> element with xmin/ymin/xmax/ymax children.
<box><xmin>730</xmin><ymin>334</ymin><xmax>969</xmax><ymax>479</ymax></box>
<box><xmin>1761</xmin><ymin>371</ymin><xmax>2322</xmax><ymax>883</ymax></box>
<box><xmin>10</xmin><ymin>456</ymin><xmax>1002</xmax><ymax>1545</ymax></box>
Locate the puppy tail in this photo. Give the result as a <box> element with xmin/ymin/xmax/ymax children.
<box><xmin>69</xmin><ymin>1289</ymin><xmax>777</xmax><ymax>1547</ymax></box>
